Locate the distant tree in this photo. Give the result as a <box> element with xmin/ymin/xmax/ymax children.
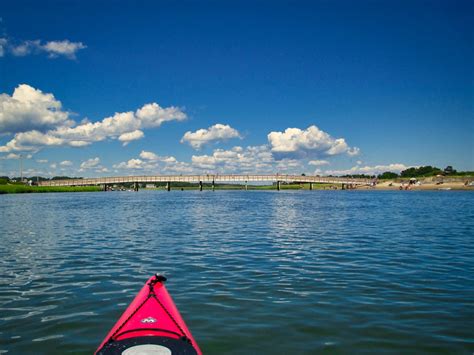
<box><xmin>378</xmin><ymin>171</ymin><xmax>399</xmax><ymax>179</ymax></box>
<box><xmin>0</xmin><ymin>177</ymin><xmax>9</xmax><ymax>185</ymax></box>
<box><xmin>400</xmin><ymin>166</ymin><xmax>442</xmax><ymax>177</ymax></box>
<box><xmin>301</xmin><ymin>173</ymin><xmax>306</xmax><ymax>176</ymax></box>
<box><xmin>51</xmin><ymin>176</ymin><xmax>83</xmax><ymax>180</ymax></box>
<box><xmin>443</xmin><ymin>166</ymin><xmax>457</xmax><ymax>175</ymax></box>
<box><xmin>26</xmin><ymin>176</ymin><xmax>49</xmax><ymax>182</ymax></box>
<box><xmin>454</xmin><ymin>171</ymin><xmax>474</xmax><ymax>176</ymax></box>
<box><xmin>341</xmin><ymin>174</ymin><xmax>375</xmax><ymax>179</ymax></box>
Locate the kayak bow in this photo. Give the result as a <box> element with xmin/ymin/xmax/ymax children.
<box><xmin>96</xmin><ymin>274</ymin><xmax>201</xmax><ymax>355</ymax></box>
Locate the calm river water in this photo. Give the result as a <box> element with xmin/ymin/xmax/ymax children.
<box><xmin>1</xmin><ymin>190</ymin><xmax>473</xmax><ymax>354</ymax></box>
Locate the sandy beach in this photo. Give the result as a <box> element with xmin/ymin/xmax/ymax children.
<box><xmin>370</xmin><ymin>177</ymin><xmax>474</xmax><ymax>191</ymax></box>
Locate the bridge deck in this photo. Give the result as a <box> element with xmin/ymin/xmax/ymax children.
<box><xmin>38</xmin><ymin>174</ymin><xmax>370</xmax><ymax>187</ymax></box>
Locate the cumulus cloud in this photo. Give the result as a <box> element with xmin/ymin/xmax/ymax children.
<box><xmin>139</xmin><ymin>150</ymin><xmax>177</xmax><ymax>163</ymax></box>
<box><xmin>118</xmin><ymin>130</ymin><xmax>144</xmax><ymax>146</ymax></box>
<box><xmin>4</xmin><ymin>38</ymin><xmax>86</xmax><ymax>59</ymax></box>
<box><xmin>0</xmin><ymin>38</ymin><xmax>7</xmax><ymax>57</ymax></box>
<box><xmin>139</xmin><ymin>151</ymin><xmax>159</xmax><ymax>160</ymax></box>
<box><xmin>0</xmin><ymin>84</ymin><xmax>187</xmax><ymax>152</ymax></box>
<box><xmin>268</xmin><ymin>125</ymin><xmax>359</xmax><ymax>159</ymax></box>
<box><xmin>9</xmin><ymin>40</ymin><xmax>37</xmax><ymax>56</ymax></box>
<box><xmin>181</xmin><ymin>123</ymin><xmax>241</xmax><ymax>149</ymax></box>
<box><xmin>191</xmin><ymin>145</ymin><xmax>276</xmax><ymax>173</ymax></box>
<box><xmin>163</xmin><ymin>161</ymin><xmax>194</xmax><ymax>174</ymax></box>
<box><xmin>276</xmin><ymin>158</ymin><xmax>304</xmax><ymax>171</ymax></box>
<box><xmin>80</xmin><ymin>157</ymin><xmax>100</xmax><ymax>170</ymax></box>
<box><xmin>60</xmin><ymin>160</ymin><xmax>73</xmax><ymax>166</ymax></box>
<box><xmin>308</xmin><ymin>159</ymin><xmax>329</xmax><ymax>166</ymax></box>
<box><xmin>324</xmin><ymin>163</ymin><xmax>409</xmax><ymax>176</ymax></box>
<box><xmin>114</xmin><ymin>151</ymin><xmax>182</xmax><ymax>172</ymax></box>
<box><xmin>113</xmin><ymin>158</ymin><xmax>146</xmax><ymax>170</ymax></box>
<box><xmin>0</xmin><ymin>84</ymin><xmax>73</xmax><ymax>134</ymax></box>
<box><xmin>0</xmin><ymin>153</ymin><xmax>32</xmax><ymax>159</ymax></box>
<box><xmin>41</xmin><ymin>40</ymin><xmax>87</xmax><ymax>59</ymax></box>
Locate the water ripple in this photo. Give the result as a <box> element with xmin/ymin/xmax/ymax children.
<box><xmin>0</xmin><ymin>191</ymin><xmax>473</xmax><ymax>354</ymax></box>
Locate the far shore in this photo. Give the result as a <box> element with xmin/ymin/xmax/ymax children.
<box><xmin>370</xmin><ymin>176</ymin><xmax>474</xmax><ymax>191</ymax></box>
<box><xmin>1</xmin><ymin>177</ymin><xmax>473</xmax><ymax>194</ymax></box>
<box><xmin>0</xmin><ymin>185</ymin><xmax>101</xmax><ymax>194</ymax></box>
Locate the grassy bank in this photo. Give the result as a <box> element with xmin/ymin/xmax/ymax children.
<box><xmin>0</xmin><ymin>185</ymin><xmax>101</xmax><ymax>194</ymax></box>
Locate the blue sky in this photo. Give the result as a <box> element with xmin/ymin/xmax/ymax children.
<box><xmin>0</xmin><ymin>0</ymin><xmax>472</xmax><ymax>177</ymax></box>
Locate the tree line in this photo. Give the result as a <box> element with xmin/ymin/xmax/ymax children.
<box><xmin>340</xmin><ymin>166</ymin><xmax>473</xmax><ymax>180</ymax></box>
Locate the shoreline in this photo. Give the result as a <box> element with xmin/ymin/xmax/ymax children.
<box><xmin>0</xmin><ymin>185</ymin><xmax>101</xmax><ymax>194</ymax></box>
<box><xmin>1</xmin><ymin>182</ymin><xmax>473</xmax><ymax>194</ymax></box>
<box><xmin>2</xmin><ymin>176</ymin><xmax>474</xmax><ymax>194</ymax></box>
<box><xmin>371</xmin><ymin>178</ymin><xmax>474</xmax><ymax>191</ymax></box>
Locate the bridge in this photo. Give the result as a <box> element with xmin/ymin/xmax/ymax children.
<box><xmin>38</xmin><ymin>174</ymin><xmax>371</xmax><ymax>191</ymax></box>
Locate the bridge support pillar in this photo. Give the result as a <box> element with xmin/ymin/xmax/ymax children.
<box><xmin>277</xmin><ymin>180</ymin><xmax>281</xmax><ymax>191</ymax></box>
<box><xmin>103</xmin><ymin>184</ymin><xmax>107</xmax><ymax>191</ymax></box>
<box><xmin>167</xmin><ymin>182</ymin><xmax>171</xmax><ymax>191</ymax></box>
<box><xmin>199</xmin><ymin>181</ymin><xmax>203</xmax><ymax>191</ymax></box>
<box><xmin>134</xmin><ymin>182</ymin><xmax>139</xmax><ymax>192</ymax></box>
<box><xmin>245</xmin><ymin>181</ymin><xmax>248</xmax><ymax>191</ymax></box>
<box><xmin>212</xmin><ymin>180</ymin><xmax>215</xmax><ymax>191</ymax></box>
<box><xmin>309</xmin><ymin>183</ymin><xmax>313</xmax><ymax>190</ymax></box>
<box><xmin>342</xmin><ymin>183</ymin><xmax>345</xmax><ymax>190</ymax></box>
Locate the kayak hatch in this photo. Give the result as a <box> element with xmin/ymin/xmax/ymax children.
<box><xmin>95</xmin><ymin>274</ymin><xmax>201</xmax><ymax>355</ymax></box>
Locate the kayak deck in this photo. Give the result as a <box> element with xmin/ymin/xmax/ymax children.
<box><xmin>96</xmin><ymin>275</ymin><xmax>201</xmax><ymax>355</ymax></box>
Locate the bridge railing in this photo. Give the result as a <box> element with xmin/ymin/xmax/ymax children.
<box><xmin>38</xmin><ymin>174</ymin><xmax>371</xmax><ymax>187</ymax></box>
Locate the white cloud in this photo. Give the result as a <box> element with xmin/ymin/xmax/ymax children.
<box><xmin>113</xmin><ymin>158</ymin><xmax>147</xmax><ymax>170</ymax></box>
<box><xmin>163</xmin><ymin>161</ymin><xmax>194</xmax><ymax>174</ymax></box>
<box><xmin>0</xmin><ymin>38</ymin><xmax>7</xmax><ymax>57</ymax></box>
<box><xmin>7</xmin><ymin>39</ymin><xmax>86</xmax><ymax>59</ymax></box>
<box><xmin>50</xmin><ymin>163</ymin><xmax>57</xmax><ymax>169</ymax></box>
<box><xmin>118</xmin><ymin>130</ymin><xmax>144</xmax><ymax>145</ymax></box>
<box><xmin>324</xmin><ymin>163</ymin><xmax>409</xmax><ymax>176</ymax></box>
<box><xmin>276</xmin><ymin>158</ymin><xmax>304</xmax><ymax>171</ymax></box>
<box><xmin>9</xmin><ymin>40</ymin><xmax>38</xmax><ymax>56</ymax></box>
<box><xmin>0</xmin><ymin>130</ymin><xmax>64</xmax><ymax>152</ymax></box>
<box><xmin>41</xmin><ymin>40</ymin><xmax>87</xmax><ymax>59</ymax></box>
<box><xmin>6</xmin><ymin>153</ymin><xmax>21</xmax><ymax>159</ymax></box>
<box><xmin>308</xmin><ymin>159</ymin><xmax>329</xmax><ymax>166</ymax></box>
<box><xmin>161</xmin><ymin>156</ymin><xmax>178</xmax><ymax>164</ymax></box>
<box><xmin>0</xmin><ymin>153</ymin><xmax>15</xmax><ymax>160</ymax></box>
<box><xmin>191</xmin><ymin>145</ymin><xmax>276</xmax><ymax>173</ymax></box>
<box><xmin>114</xmin><ymin>151</ymin><xmax>182</xmax><ymax>172</ymax></box>
<box><xmin>36</xmin><ymin>159</ymin><xmax>48</xmax><ymax>163</ymax></box>
<box><xmin>0</xmin><ymin>153</ymin><xmax>32</xmax><ymax>159</ymax></box>
<box><xmin>139</xmin><ymin>150</ymin><xmax>177</xmax><ymax>163</ymax></box>
<box><xmin>139</xmin><ymin>151</ymin><xmax>159</xmax><ymax>160</ymax></box>
<box><xmin>135</xmin><ymin>103</ymin><xmax>187</xmax><ymax>128</ymax></box>
<box><xmin>268</xmin><ymin>125</ymin><xmax>359</xmax><ymax>158</ymax></box>
<box><xmin>80</xmin><ymin>157</ymin><xmax>100</xmax><ymax>170</ymax></box>
<box><xmin>60</xmin><ymin>160</ymin><xmax>73</xmax><ymax>166</ymax></box>
<box><xmin>181</xmin><ymin>123</ymin><xmax>241</xmax><ymax>149</ymax></box>
<box><xmin>0</xmin><ymin>85</ymin><xmax>187</xmax><ymax>152</ymax></box>
<box><xmin>0</xmin><ymin>84</ymin><xmax>73</xmax><ymax>134</ymax></box>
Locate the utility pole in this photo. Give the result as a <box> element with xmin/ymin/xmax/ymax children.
<box><xmin>19</xmin><ymin>154</ymin><xmax>23</xmax><ymax>183</ymax></box>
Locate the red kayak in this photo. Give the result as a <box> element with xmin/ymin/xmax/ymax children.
<box><xmin>96</xmin><ymin>274</ymin><xmax>202</xmax><ymax>354</ymax></box>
